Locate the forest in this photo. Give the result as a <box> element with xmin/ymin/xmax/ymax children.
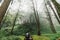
<box><xmin>0</xmin><ymin>0</ymin><xmax>60</xmax><ymax>40</ymax></box>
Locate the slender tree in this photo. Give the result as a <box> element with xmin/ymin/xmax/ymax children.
<box><xmin>0</xmin><ymin>0</ymin><xmax>11</xmax><ymax>29</ymax></box>
<box><xmin>31</xmin><ymin>0</ymin><xmax>41</xmax><ymax>35</ymax></box>
<box><xmin>10</xmin><ymin>11</ymin><xmax>19</xmax><ymax>34</ymax></box>
<box><xmin>47</xmin><ymin>0</ymin><xmax>60</xmax><ymax>24</ymax></box>
<box><xmin>51</xmin><ymin>0</ymin><xmax>60</xmax><ymax>17</ymax></box>
<box><xmin>44</xmin><ymin>0</ymin><xmax>56</xmax><ymax>33</ymax></box>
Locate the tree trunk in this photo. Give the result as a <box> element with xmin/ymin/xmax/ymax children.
<box><xmin>47</xmin><ymin>0</ymin><xmax>60</xmax><ymax>24</ymax></box>
<box><xmin>51</xmin><ymin>0</ymin><xmax>60</xmax><ymax>17</ymax></box>
<box><xmin>0</xmin><ymin>0</ymin><xmax>11</xmax><ymax>29</ymax></box>
<box><xmin>31</xmin><ymin>0</ymin><xmax>41</xmax><ymax>35</ymax></box>
<box><xmin>44</xmin><ymin>0</ymin><xmax>56</xmax><ymax>33</ymax></box>
<box><xmin>10</xmin><ymin>12</ymin><xmax>18</xmax><ymax>34</ymax></box>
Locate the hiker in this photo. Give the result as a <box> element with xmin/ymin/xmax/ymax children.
<box><xmin>24</xmin><ymin>33</ymin><xmax>33</xmax><ymax>40</ymax></box>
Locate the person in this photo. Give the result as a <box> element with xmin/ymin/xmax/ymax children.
<box><xmin>24</xmin><ymin>33</ymin><xmax>33</xmax><ymax>40</ymax></box>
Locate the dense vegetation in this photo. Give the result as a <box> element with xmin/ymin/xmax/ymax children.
<box><xmin>0</xmin><ymin>0</ymin><xmax>60</xmax><ymax>40</ymax></box>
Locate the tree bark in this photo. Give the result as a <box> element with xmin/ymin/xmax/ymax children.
<box><xmin>44</xmin><ymin>0</ymin><xmax>56</xmax><ymax>33</ymax></box>
<box><xmin>47</xmin><ymin>0</ymin><xmax>60</xmax><ymax>24</ymax></box>
<box><xmin>0</xmin><ymin>0</ymin><xmax>11</xmax><ymax>29</ymax></box>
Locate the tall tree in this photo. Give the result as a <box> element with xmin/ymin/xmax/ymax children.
<box><xmin>51</xmin><ymin>0</ymin><xmax>60</xmax><ymax>17</ymax></box>
<box><xmin>10</xmin><ymin>10</ymin><xmax>19</xmax><ymax>34</ymax></box>
<box><xmin>31</xmin><ymin>0</ymin><xmax>41</xmax><ymax>35</ymax></box>
<box><xmin>0</xmin><ymin>0</ymin><xmax>11</xmax><ymax>27</ymax></box>
<box><xmin>44</xmin><ymin>0</ymin><xmax>56</xmax><ymax>33</ymax></box>
<box><xmin>0</xmin><ymin>9</ymin><xmax>10</xmax><ymax>29</ymax></box>
<box><xmin>47</xmin><ymin>0</ymin><xmax>60</xmax><ymax>24</ymax></box>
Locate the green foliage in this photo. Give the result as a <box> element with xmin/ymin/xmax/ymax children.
<box><xmin>0</xmin><ymin>36</ymin><xmax>21</xmax><ymax>40</ymax></box>
<box><xmin>0</xmin><ymin>0</ymin><xmax>60</xmax><ymax>40</ymax></box>
<box><xmin>42</xmin><ymin>34</ymin><xmax>60</xmax><ymax>40</ymax></box>
<box><xmin>0</xmin><ymin>30</ymin><xmax>9</xmax><ymax>38</ymax></box>
<box><xmin>13</xmin><ymin>23</ymin><xmax>37</xmax><ymax>35</ymax></box>
<box><xmin>19</xmin><ymin>35</ymin><xmax>50</xmax><ymax>40</ymax></box>
<box><xmin>32</xmin><ymin>35</ymin><xmax>50</xmax><ymax>40</ymax></box>
<box><xmin>1</xmin><ymin>29</ymin><xmax>60</xmax><ymax>40</ymax></box>
<box><xmin>0</xmin><ymin>30</ymin><xmax>21</xmax><ymax>40</ymax></box>
<box><xmin>1</xmin><ymin>36</ymin><xmax>21</xmax><ymax>40</ymax></box>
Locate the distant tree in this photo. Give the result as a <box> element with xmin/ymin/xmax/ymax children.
<box><xmin>31</xmin><ymin>0</ymin><xmax>41</xmax><ymax>35</ymax></box>
<box><xmin>10</xmin><ymin>10</ymin><xmax>19</xmax><ymax>34</ymax></box>
<box><xmin>0</xmin><ymin>0</ymin><xmax>11</xmax><ymax>29</ymax></box>
<box><xmin>44</xmin><ymin>0</ymin><xmax>56</xmax><ymax>33</ymax></box>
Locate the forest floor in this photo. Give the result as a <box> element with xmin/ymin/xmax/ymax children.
<box><xmin>0</xmin><ymin>33</ymin><xmax>60</xmax><ymax>40</ymax></box>
<box><xmin>0</xmin><ymin>27</ymin><xmax>60</xmax><ymax>40</ymax></box>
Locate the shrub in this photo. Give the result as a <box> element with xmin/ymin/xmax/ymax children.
<box><xmin>0</xmin><ymin>36</ymin><xmax>21</xmax><ymax>40</ymax></box>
